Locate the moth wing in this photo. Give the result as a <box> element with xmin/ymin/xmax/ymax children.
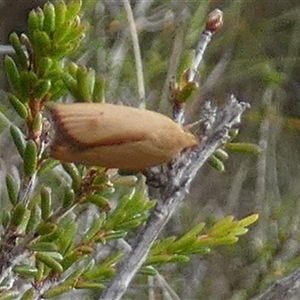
<box><xmin>50</xmin><ymin>137</ymin><xmax>190</xmax><ymax>170</ymax></box>
<box><xmin>50</xmin><ymin>103</ymin><xmax>199</xmax><ymax>170</ymax></box>
<box><xmin>51</xmin><ymin>103</ymin><xmax>196</xmax><ymax>148</ymax></box>
<box><xmin>51</xmin><ymin>103</ymin><xmax>148</xmax><ymax>147</ymax></box>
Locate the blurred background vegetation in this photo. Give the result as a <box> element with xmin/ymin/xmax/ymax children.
<box><xmin>1</xmin><ymin>0</ymin><xmax>300</xmax><ymax>299</ymax></box>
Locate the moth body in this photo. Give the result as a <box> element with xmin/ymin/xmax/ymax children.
<box><xmin>50</xmin><ymin>103</ymin><xmax>198</xmax><ymax>170</ymax></box>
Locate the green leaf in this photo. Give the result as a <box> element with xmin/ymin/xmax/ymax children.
<box><xmin>100</xmin><ymin>252</ymin><xmax>123</xmax><ymax>267</ymax></box>
<box><xmin>10</xmin><ymin>125</ymin><xmax>26</xmax><ymax>157</ymax></box>
<box><xmin>82</xmin><ymin>213</ymin><xmax>106</xmax><ymax>243</ymax></box>
<box><xmin>238</xmin><ymin>214</ymin><xmax>259</xmax><ymax>227</ymax></box>
<box><xmin>6</xmin><ymin>174</ymin><xmax>19</xmax><ymax>206</ymax></box>
<box><xmin>62</xmin><ymin>188</ymin><xmax>75</xmax><ymax>209</ymax></box>
<box><xmin>214</xmin><ymin>148</ymin><xmax>229</xmax><ymax>161</ymax></box>
<box><xmin>34</xmin><ymin>260</ymin><xmax>45</xmax><ymax>283</ymax></box>
<box><xmin>225</xmin><ymin>143</ymin><xmax>261</xmax><ymax>155</ymax></box>
<box><xmin>208</xmin><ymin>155</ymin><xmax>225</xmax><ymax>172</ymax></box>
<box><xmin>62</xmin><ymin>72</ymin><xmax>79</xmax><ymax>98</ymax></box>
<box><xmin>53</xmin><ymin>0</ymin><xmax>83</xmax><ymax>45</ymax></box>
<box><xmin>57</xmin><ymin>222</ymin><xmax>77</xmax><ymax>254</ymax></box>
<box><xmin>32</xmin><ymin>112</ymin><xmax>43</xmax><ymax>137</ymax></box>
<box><xmin>168</xmin><ymin>235</ymin><xmax>197</xmax><ymax>254</ymax></box>
<box><xmin>76</xmin><ymin>66</ymin><xmax>95</xmax><ymax>102</ymax></box>
<box><xmin>13</xmin><ymin>264</ymin><xmax>38</xmax><ymax>278</ymax></box>
<box><xmin>85</xmin><ymin>259</ymin><xmax>95</xmax><ymax>271</ymax></box>
<box><xmin>18</xmin><ymin>71</ymin><xmax>32</xmax><ymax>100</ymax></box>
<box><xmin>55</xmin><ymin>1</ymin><xmax>67</xmax><ymax>30</ymax></box>
<box><xmin>40</xmin><ymin>187</ymin><xmax>52</xmax><ymax>220</ymax></box>
<box><xmin>121</xmin><ymin>191</ymin><xmax>144</xmax><ymax>214</ymax></box>
<box><xmin>140</xmin><ymin>266</ymin><xmax>158</xmax><ymax>276</ymax></box>
<box><xmin>65</xmin><ymin>0</ymin><xmax>82</xmax><ymax>23</ymax></box>
<box><xmin>61</xmin><ymin>163</ymin><xmax>81</xmax><ymax>192</ymax></box>
<box><xmin>43</xmin><ymin>2</ymin><xmax>55</xmax><ymax>34</ymax></box>
<box><xmin>176</xmin><ymin>81</ymin><xmax>198</xmax><ymax>103</ymax></box>
<box><xmin>208</xmin><ymin>215</ymin><xmax>235</xmax><ymax>237</ymax></box>
<box><xmin>63</xmin><ymin>266</ymin><xmax>86</xmax><ymax>286</ymax></box>
<box><xmin>114</xmin><ymin>190</ymin><xmax>135</xmax><ymax>212</ymax></box>
<box><xmin>229</xmin><ymin>128</ymin><xmax>239</xmax><ymax>140</ymax></box>
<box><xmin>11</xmin><ymin>203</ymin><xmax>26</xmax><ymax>227</ymax></box>
<box><xmin>102</xmin><ymin>191</ymin><xmax>149</xmax><ymax>231</ymax></box>
<box><xmin>180</xmin><ymin>222</ymin><xmax>206</xmax><ymax>240</ymax></box>
<box><xmin>177</xmin><ymin>50</ymin><xmax>194</xmax><ymax>82</ymax></box>
<box><xmin>32</xmin><ymin>30</ymin><xmax>51</xmax><ymax>56</ymax></box>
<box><xmin>37</xmin><ymin>158</ymin><xmax>60</xmax><ymax>176</ymax></box>
<box><xmin>53</xmin><ymin>39</ymin><xmax>82</xmax><ymax>59</ymax></box>
<box><xmin>38</xmin><ymin>227</ymin><xmax>63</xmax><ymax>243</ymax></box>
<box><xmin>36</xmin><ymin>221</ymin><xmax>56</xmax><ymax>236</ymax></box>
<box><xmin>103</xmin><ymin>211</ymin><xmax>127</xmax><ymax>231</ymax></box>
<box><xmin>75</xmin><ymin>245</ymin><xmax>94</xmax><ymax>254</ymax></box>
<box><xmin>0</xmin><ymin>290</ymin><xmax>19</xmax><ymax>300</ymax></box>
<box><xmin>35</xmin><ymin>252</ymin><xmax>64</xmax><ymax>273</ymax></box>
<box><xmin>25</xmin><ymin>205</ymin><xmax>40</xmax><ymax>234</ymax></box>
<box><xmin>142</xmin><ymin>199</ymin><xmax>157</xmax><ymax>211</ymax></box>
<box><xmin>103</xmin><ymin>230</ymin><xmax>127</xmax><ymax>241</ymax></box>
<box><xmin>146</xmin><ymin>254</ymin><xmax>173</xmax><ymax>265</ymax></box>
<box><xmin>36</xmin><ymin>57</ymin><xmax>53</xmax><ymax>76</ymax></box>
<box><xmin>8</xmin><ymin>94</ymin><xmax>28</xmax><ymax>119</ymax></box>
<box><xmin>28</xmin><ymin>242</ymin><xmax>58</xmax><ymax>252</ymax></box>
<box><xmin>111</xmin><ymin>175</ymin><xmax>138</xmax><ymax>186</ymax></box>
<box><xmin>28</xmin><ymin>9</ymin><xmax>44</xmax><ymax>37</ymax></box>
<box><xmin>59</xmin><ymin>23</ymin><xmax>86</xmax><ymax>45</ymax></box>
<box><xmin>2</xmin><ymin>211</ymin><xmax>11</xmax><ymax>229</ymax></box>
<box><xmin>20</xmin><ymin>288</ymin><xmax>35</xmax><ymax>300</ymax></box>
<box><xmin>84</xmin><ymin>194</ymin><xmax>111</xmax><ymax>211</ymax></box>
<box><xmin>75</xmin><ymin>282</ymin><xmax>105</xmax><ymax>290</ymax></box>
<box><xmin>151</xmin><ymin>236</ymin><xmax>176</xmax><ymax>255</ymax></box>
<box><xmin>66</xmin><ymin>62</ymin><xmax>78</xmax><ymax>78</ymax></box>
<box><xmin>92</xmin><ymin>171</ymin><xmax>109</xmax><ymax>185</ymax></box>
<box><xmin>42</xmin><ymin>284</ymin><xmax>72</xmax><ymax>299</ymax></box>
<box><xmin>185</xmin><ymin>245</ymin><xmax>211</xmax><ymax>255</ymax></box>
<box><xmin>92</xmin><ymin>75</ymin><xmax>106</xmax><ymax>103</ymax></box>
<box><xmin>9</xmin><ymin>33</ymin><xmax>28</xmax><ymax>70</ymax></box>
<box><xmin>33</xmin><ymin>80</ymin><xmax>51</xmax><ymax>99</ymax></box>
<box><xmin>82</xmin><ymin>265</ymin><xmax>115</xmax><ymax>281</ymax></box>
<box><xmin>195</xmin><ymin>236</ymin><xmax>232</xmax><ymax>247</ymax></box>
<box><xmin>50</xmin><ymin>83</ymin><xmax>68</xmax><ymax>100</ymax></box>
<box><xmin>4</xmin><ymin>56</ymin><xmax>21</xmax><ymax>93</ymax></box>
<box><xmin>211</xmin><ymin>236</ymin><xmax>239</xmax><ymax>245</ymax></box>
<box><xmin>227</xmin><ymin>227</ymin><xmax>248</xmax><ymax>236</ymax></box>
<box><xmin>114</xmin><ymin>218</ymin><xmax>144</xmax><ymax>231</ymax></box>
<box><xmin>61</xmin><ymin>250</ymin><xmax>84</xmax><ymax>270</ymax></box>
<box><xmin>168</xmin><ymin>254</ymin><xmax>190</xmax><ymax>263</ymax></box>
<box><xmin>23</xmin><ymin>140</ymin><xmax>38</xmax><ymax>178</ymax></box>
<box><xmin>58</xmin><ymin>212</ymin><xmax>76</xmax><ymax>231</ymax></box>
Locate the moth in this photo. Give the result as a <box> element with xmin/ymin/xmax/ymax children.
<box><xmin>50</xmin><ymin>103</ymin><xmax>198</xmax><ymax>170</ymax></box>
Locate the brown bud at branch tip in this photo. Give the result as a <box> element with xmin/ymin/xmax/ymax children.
<box><xmin>206</xmin><ymin>9</ymin><xmax>223</xmax><ymax>33</ymax></box>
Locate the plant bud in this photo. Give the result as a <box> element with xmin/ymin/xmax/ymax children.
<box><xmin>50</xmin><ymin>103</ymin><xmax>198</xmax><ymax>170</ymax></box>
<box><xmin>206</xmin><ymin>9</ymin><xmax>223</xmax><ymax>32</ymax></box>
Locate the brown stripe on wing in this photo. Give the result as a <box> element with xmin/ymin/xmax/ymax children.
<box><xmin>50</xmin><ymin>105</ymin><xmax>146</xmax><ymax>150</ymax></box>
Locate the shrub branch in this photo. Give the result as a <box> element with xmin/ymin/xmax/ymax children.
<box><xmin>99</xmin><ymin>95</ymin><xmax>249</xmax><ymax>300</ymax></box>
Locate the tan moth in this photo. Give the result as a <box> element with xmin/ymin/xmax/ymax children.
<box><xmin>50</xmin><ymin>103</ymin><xmax>198</xmax><ymax>170</ymax></box>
